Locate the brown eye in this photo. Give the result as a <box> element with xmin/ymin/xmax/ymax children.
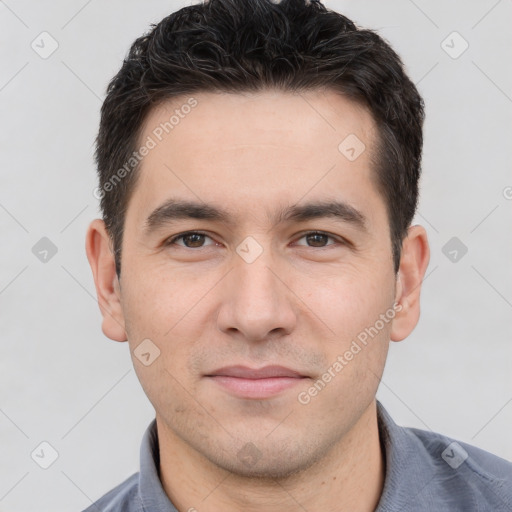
<box><xmin>165</xmin><ymin>231</ymin><xmax>215</xmax><ymax>248</ymax></box>
<box><xmin>181</xmin><ymin>233</ymin><xmax>206</xmax><ymax>248</ymax></box>
<box><xmin>306</xmin><ymin>233</ymin><xmax>329</xmax><ymax>247</ymax></box>
<box><xmin>295</xmin><ymin>231</ymin><xmax>340</xmax><ymax>248</ymax></box>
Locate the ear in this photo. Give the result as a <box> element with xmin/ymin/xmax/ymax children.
<box><xmin>390</xmin><ymin>224</ymin><xmax>430</xmax><ymax>342</ymax></box>
<box><xmin>85</xmin><ymin>219</ymin><xmax>127</xmax><ymax>342</ymax></box>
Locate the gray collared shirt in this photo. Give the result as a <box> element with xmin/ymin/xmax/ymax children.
<box><xmin>83</xmin><ymin>401</ymin><xmax>512</xmax><ymax>511</ymax></box>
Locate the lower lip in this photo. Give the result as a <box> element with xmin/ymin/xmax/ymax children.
<box><xmin>208</xmin><ymin>376</ymin><xmax>305</xmax><ymax>399</ymax></box>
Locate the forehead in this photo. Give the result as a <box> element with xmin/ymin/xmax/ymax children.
<box><xmin>127</xmin><ymin>89</ymin><xmax>383</xmax><ymax>230</ymax></box>
<box><xmin>140</xmin><ymin>89</ymin><xmax>375</xmax><ymax>156</ymax></box>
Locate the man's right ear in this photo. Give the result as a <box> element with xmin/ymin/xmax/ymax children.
<box><xmin>85</xmin><ymin>219</ymin><xmax>127</xmax><ymax>342</ymax></box>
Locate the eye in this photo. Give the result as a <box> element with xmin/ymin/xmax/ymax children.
<box><xmin>163</xmin><ymin>230</ymin><xmax>345</xmax><ymax>250</ymax></box>
<box><xmin>164</xmin><ymin>231</ymin><xmax>217</xmax><ymax>249</ymax></box>
<box><xmin>294</xmin><ymin>231</ymin><xmax>342</xmax><ymax>248</ymax></box>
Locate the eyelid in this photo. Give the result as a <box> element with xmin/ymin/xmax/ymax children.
<box><xmin>164</xmin><ymin>230</ymin><xmax>347</xmax><ymax>249</ymax></box>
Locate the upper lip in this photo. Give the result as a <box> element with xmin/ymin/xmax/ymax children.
<box><xmin>206</xmin><ymin>365</ymin><xmax>306</xmax><ymax>379</ymax></box>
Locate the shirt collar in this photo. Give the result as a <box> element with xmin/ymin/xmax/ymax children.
<box><xmin>375</xmin><ymin>400</ymin><xmax>436</xmax><ymax>511</ymax></box>
<box><xmin>138</xmin><ymin>418</ymin><xmax>178</xmax><ymax>511</ymax></box>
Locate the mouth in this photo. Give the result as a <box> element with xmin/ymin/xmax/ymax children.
<box><xmin>205</xmin><ymin>365</ymin><xmax>309</xmax><ymax>399</ymax></box>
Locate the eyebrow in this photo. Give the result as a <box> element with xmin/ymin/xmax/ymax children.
<box><xmin>143</xmin><ymin>198</ymin><xmax>368</xmax><ymax>235</ymax></box>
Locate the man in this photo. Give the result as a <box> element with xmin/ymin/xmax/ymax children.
<box><xmin>84</xmin><ymin>0</ymin><xmax>512</xmax><ymax>510</ymax></box>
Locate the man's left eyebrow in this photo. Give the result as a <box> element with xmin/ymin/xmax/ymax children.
<box><xmin>273</xmin><ymin>200</ymin><xmax>368</xmax><ymax>233</ymax></box>
<box><xmin>143</xmin><ymin>198</ymin><xmax>368</xmax><ymax>235</ymax></box>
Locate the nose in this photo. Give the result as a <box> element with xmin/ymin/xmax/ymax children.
<box><xmin>216</xmin><ymin>249</ymin><xmax>297</xmax><ymax>343</ymax></box>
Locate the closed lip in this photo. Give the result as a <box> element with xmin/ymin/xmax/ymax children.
<box><xmin>205</xmin><ymin>365</ymin><xmax>307</xmax><ymax>379</ymax></box>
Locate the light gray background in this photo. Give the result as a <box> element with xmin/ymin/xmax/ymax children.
<box><xmin>1</xmin><ymin>1</ymin><xmax>511</xmax><ymax>511</ymax></box>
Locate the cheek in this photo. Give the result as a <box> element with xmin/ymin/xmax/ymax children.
<box><xmin>304</xmin><ymin>267</ymin><xmax>393</xmax><ymax>342</ymax></box>
<box><xmin>121</xmin><ymin>263</ymin><xmax>205</xmax><ymax>337</ymax></box>
<box><xmin>301</xmin><ymin>269</ymin><xmax>394</xmax><ymax>397</ymax></box>
<box><xmin>120</xmin><ymin>270</ymin><xmax>210</xmax><ymax>392</ymax></box>
<box><xmin>298</xmin><ymin>291</ymin><xmax>392</xmax><ymax>422</ymax></box>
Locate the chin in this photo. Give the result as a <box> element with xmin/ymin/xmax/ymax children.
<box><xmin>203</xmin><ymin>439</ymin><xmax>329</xmax><ymax>481</ymax></box>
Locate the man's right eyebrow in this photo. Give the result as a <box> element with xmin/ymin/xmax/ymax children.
<box><xmin>143</xmin><ymin>199</ymin><xmax>234</xmax><ymax>235</ymax></box>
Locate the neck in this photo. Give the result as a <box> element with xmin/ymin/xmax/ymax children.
<box><xmin>158</xmin><ymin>400</ymin><xmax>384</xmax><ymax>512</ymax></box>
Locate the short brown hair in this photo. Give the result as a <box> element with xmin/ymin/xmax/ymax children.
<box><xmin>94</xmin><ymin>0</ymin><xmax>425</xmax><ymax>277</ymax></box>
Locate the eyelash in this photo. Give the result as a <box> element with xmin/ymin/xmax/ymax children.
<box><xmin>163</xmin><ymin>230</ymin><xmax>345</xmax><ymax>250</ymax></box>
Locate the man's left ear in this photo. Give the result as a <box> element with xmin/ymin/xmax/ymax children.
<box><xmin>390</xmin><ymin>224</ymin><xmax>430</xmax><ymax>342</ymax></box>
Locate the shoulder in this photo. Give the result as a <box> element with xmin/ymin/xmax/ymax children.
<box><xmin>376</xmin><ymin>401</ymin><xmax>512</xmax><ymax>511</ymax></box>
<box><xmin>407</xmin><ymin>425</ymin><xmax>512</xmax><ymax>510</ymax></box>
<box><xmin>82</xmin><ymin>472</ymin><xmax>140</xmax><ymax>512</ymax></box>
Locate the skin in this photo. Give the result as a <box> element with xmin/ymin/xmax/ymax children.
<box><xmin>86</xmin><ymin>89</ymin><xmax>430</xmax><ymax>512</ymax></box>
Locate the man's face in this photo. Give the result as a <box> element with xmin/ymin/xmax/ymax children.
<box><xmin>118</xmin><ymin>90</ymin><xmax>399</xmax><ymax>477</ymax></box>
